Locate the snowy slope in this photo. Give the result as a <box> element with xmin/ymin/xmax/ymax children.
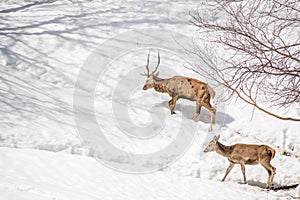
<box><xmin>0</xmin><ymin>0</ymin><xmax>299</xmax><ymax>199</ymax></box>
<box><xmin>1</xmin><ymin>147</ymin><xmax>298</xmax><ymax>200</ymax></box>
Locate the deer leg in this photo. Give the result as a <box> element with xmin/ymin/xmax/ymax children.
<box><xmin>201</xmin><ymin>102</ymin><xmax>216</xmax><ymax>125</ymax></box>
<box><xmin>168</xmin><ymin>96</ymin><xmax>178</xmax><ymax>115</ymax></box>
<box><xmin>192</xmin><ymin>102</ymin><xmax>202</xmax><ymax>120</ymax></box>
<box><xmin>222</xmin><ymin>162</ymin><xmax>235</xmax><ymax>182</ymax></box>
<box><xmin>199</xmin><ymin>92</ymin><xmax>216</xmax><ymax>124</ymax></box>
<box><xmin>270</xmin><ymin>166</ymin><xmax>276</xmax><ymax>186</ymax></box>
<box><xmin>261</xmin><ymin>162</ymin><xmax>276</xmax><ymax>189</ymax></box>
<box><xmin>240</xmin><ymin>163</ymin><xmax>247</xmax><ymax>184</ymax></box>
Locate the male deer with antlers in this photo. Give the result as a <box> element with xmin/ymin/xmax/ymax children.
<box><xmin>204</xmin><ymin>135</ymin><xmax>276</xmax><ymax>189</ymax></box>
<box><xmin>141</xmin><ymin>51</ymin><xmax>216</xmax><ymax>125</ymax></box>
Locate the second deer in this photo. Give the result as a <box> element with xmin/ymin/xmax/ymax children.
<box><xmin>141</xmin><ymin>51</ymin><xmax>216</xmax><ymax>126</ymax></box>
<box><xmin>204</xmin><ymin>135</ymin><xmax>276</xmax><ymax>189</ymax></box>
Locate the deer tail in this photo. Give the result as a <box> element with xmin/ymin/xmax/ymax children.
<box><xmin>266</xmin><ymin>146</ymin><xmax>276</xmax><ymax>159</ymax></box>
<box><xmin>207</xmin><ymin>84</ymin><xmax>216</xmax><ymax>99</ymax></box>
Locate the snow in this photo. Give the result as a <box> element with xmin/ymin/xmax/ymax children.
<box><xmin>0</xmin><ymin>147</ymin><xmax>295</xmax><ymax>200</ymax></box>
<box><xmin>0</xmin><ymin>0</ymin><xmax>299</xmax><ymax>199</ymax></box>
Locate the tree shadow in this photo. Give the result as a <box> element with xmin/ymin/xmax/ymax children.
<box><xmin>0</xmin><ymin>0</ymin><xmax>57</xmax><ymax>14</ymax></box>
<box><xmin>0</xmin><ymin>0</ymin><xmax>115</xmax><ymax>135</ymax></box>
<box><xmin>0</xmin><ymin>0</ymin><xmax>233</xmax><ymax>152</ymax></box>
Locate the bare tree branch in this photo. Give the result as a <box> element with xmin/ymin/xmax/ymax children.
<box><xmin>189</xmin><ymin>0</ymin><xmax>300</xmax><ymax>121</ymax></box>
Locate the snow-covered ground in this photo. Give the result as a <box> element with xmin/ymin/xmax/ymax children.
<box><xmin>0</xmin><ymin>0</ymin><xmax>299</xmax><ymax>199</ymax></box>
<box><xmin>1</xmin><ymin>147</ymin><xmax>299</xmax><ymax>200</ymax></box>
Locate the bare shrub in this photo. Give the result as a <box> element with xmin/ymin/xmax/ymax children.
<box><xmin>189</xmin><ymin>0</ymin><xmax>300</xmax><ymax>121</ymax></box>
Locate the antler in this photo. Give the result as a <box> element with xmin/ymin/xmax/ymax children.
<box><xmin>152</xmin><ymin>51</ymin><xmax>160</xmax><ymax>74</ymax></box>
<box><xmin>140</xmin><ymin>52</ymin><xmax>150</xmax><ymax>76</ymax></box>
<box><xmin>140</xmin><ymin>51</ymin><xmax>160</xmax><ymax>76</ymax></box>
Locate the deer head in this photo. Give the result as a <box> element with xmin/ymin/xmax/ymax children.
<box><xmin>204</xmin><ymin>134</ymin><xmax>220</xmax><ymax>152</ymax></box>
<box><xmin>141</xmin><ymin>51</ymin><xmax>160</xmax><ymax>90</ymax></box>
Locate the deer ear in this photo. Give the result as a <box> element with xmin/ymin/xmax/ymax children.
<box><xmin>154</xmin><ymin>71</ymin><xmax>159</xmax><ymax>76</ymax></box>
<box><xmin>214</xmin><ymin>134</ymin><xmax>220</xmax><ymax>141</ymax></box>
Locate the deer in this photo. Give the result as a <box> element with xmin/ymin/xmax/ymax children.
<box><xmin>204</xmin><ymin>135</ymin><xmax>276</xmax><ymax>189</ymax></box>
<box><xmin>141</xmin><ymin>51</ymin><xmax>216</xmax><ymax>126</ymax></box>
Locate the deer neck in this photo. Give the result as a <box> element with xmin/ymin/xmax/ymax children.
<box><xmin>153</xmin><ymin>77</ymin><xmax>170</xmax><ymax>93</ymax></box>
<box><xmin>216</xmin><ymin>141</ymin><xmax>232</xmax><ymax>158</ymax></box>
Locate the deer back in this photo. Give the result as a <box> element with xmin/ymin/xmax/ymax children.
<box><xmin>167</xmin><ymin>76</ymin><xmax>210</xmax><ymax>100</ymax></box>
<box><xmin>229</xmin><ymin>144</ymin><xmax>275</xmax><ymax>165</ymax></box>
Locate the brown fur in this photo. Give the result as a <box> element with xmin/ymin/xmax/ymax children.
<box><xmin>142</xmin><ymin>60</ymin><xmax>216</xmax><ymax>125</ymax></box>
<box><xmin>204</xmin><ymin>135</ymin><xmax>276</xmax><ymax>189</ymax></box>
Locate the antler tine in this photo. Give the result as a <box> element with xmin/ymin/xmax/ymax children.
<box><xmin>152</xmin><ymin>51</ymin><xmax>160</xmax><ymax>74</ymax></box>
<box><xmin>145</xmin><ymin>52</ymin><xmax>150</xmax><ymax>75</ymax></box>
<box><xmin>140</xmin><ymin>52</ymin><xmax>150</xmax><ymax>76</ymax></box>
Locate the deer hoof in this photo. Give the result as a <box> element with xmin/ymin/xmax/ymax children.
<box><xmin>171</xmin><ymin>111</ymin><xmax>176</xmax><ymax>115</ymax></box>
<box><xmin>265</xmin><ymin>185</ymin><xmax>270</xmax><ymax>190</ymax></box>
<box><xmin>265</xmin><ymin>184</ymin><xmax>274</xmax><ymax>190</ymax></box>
